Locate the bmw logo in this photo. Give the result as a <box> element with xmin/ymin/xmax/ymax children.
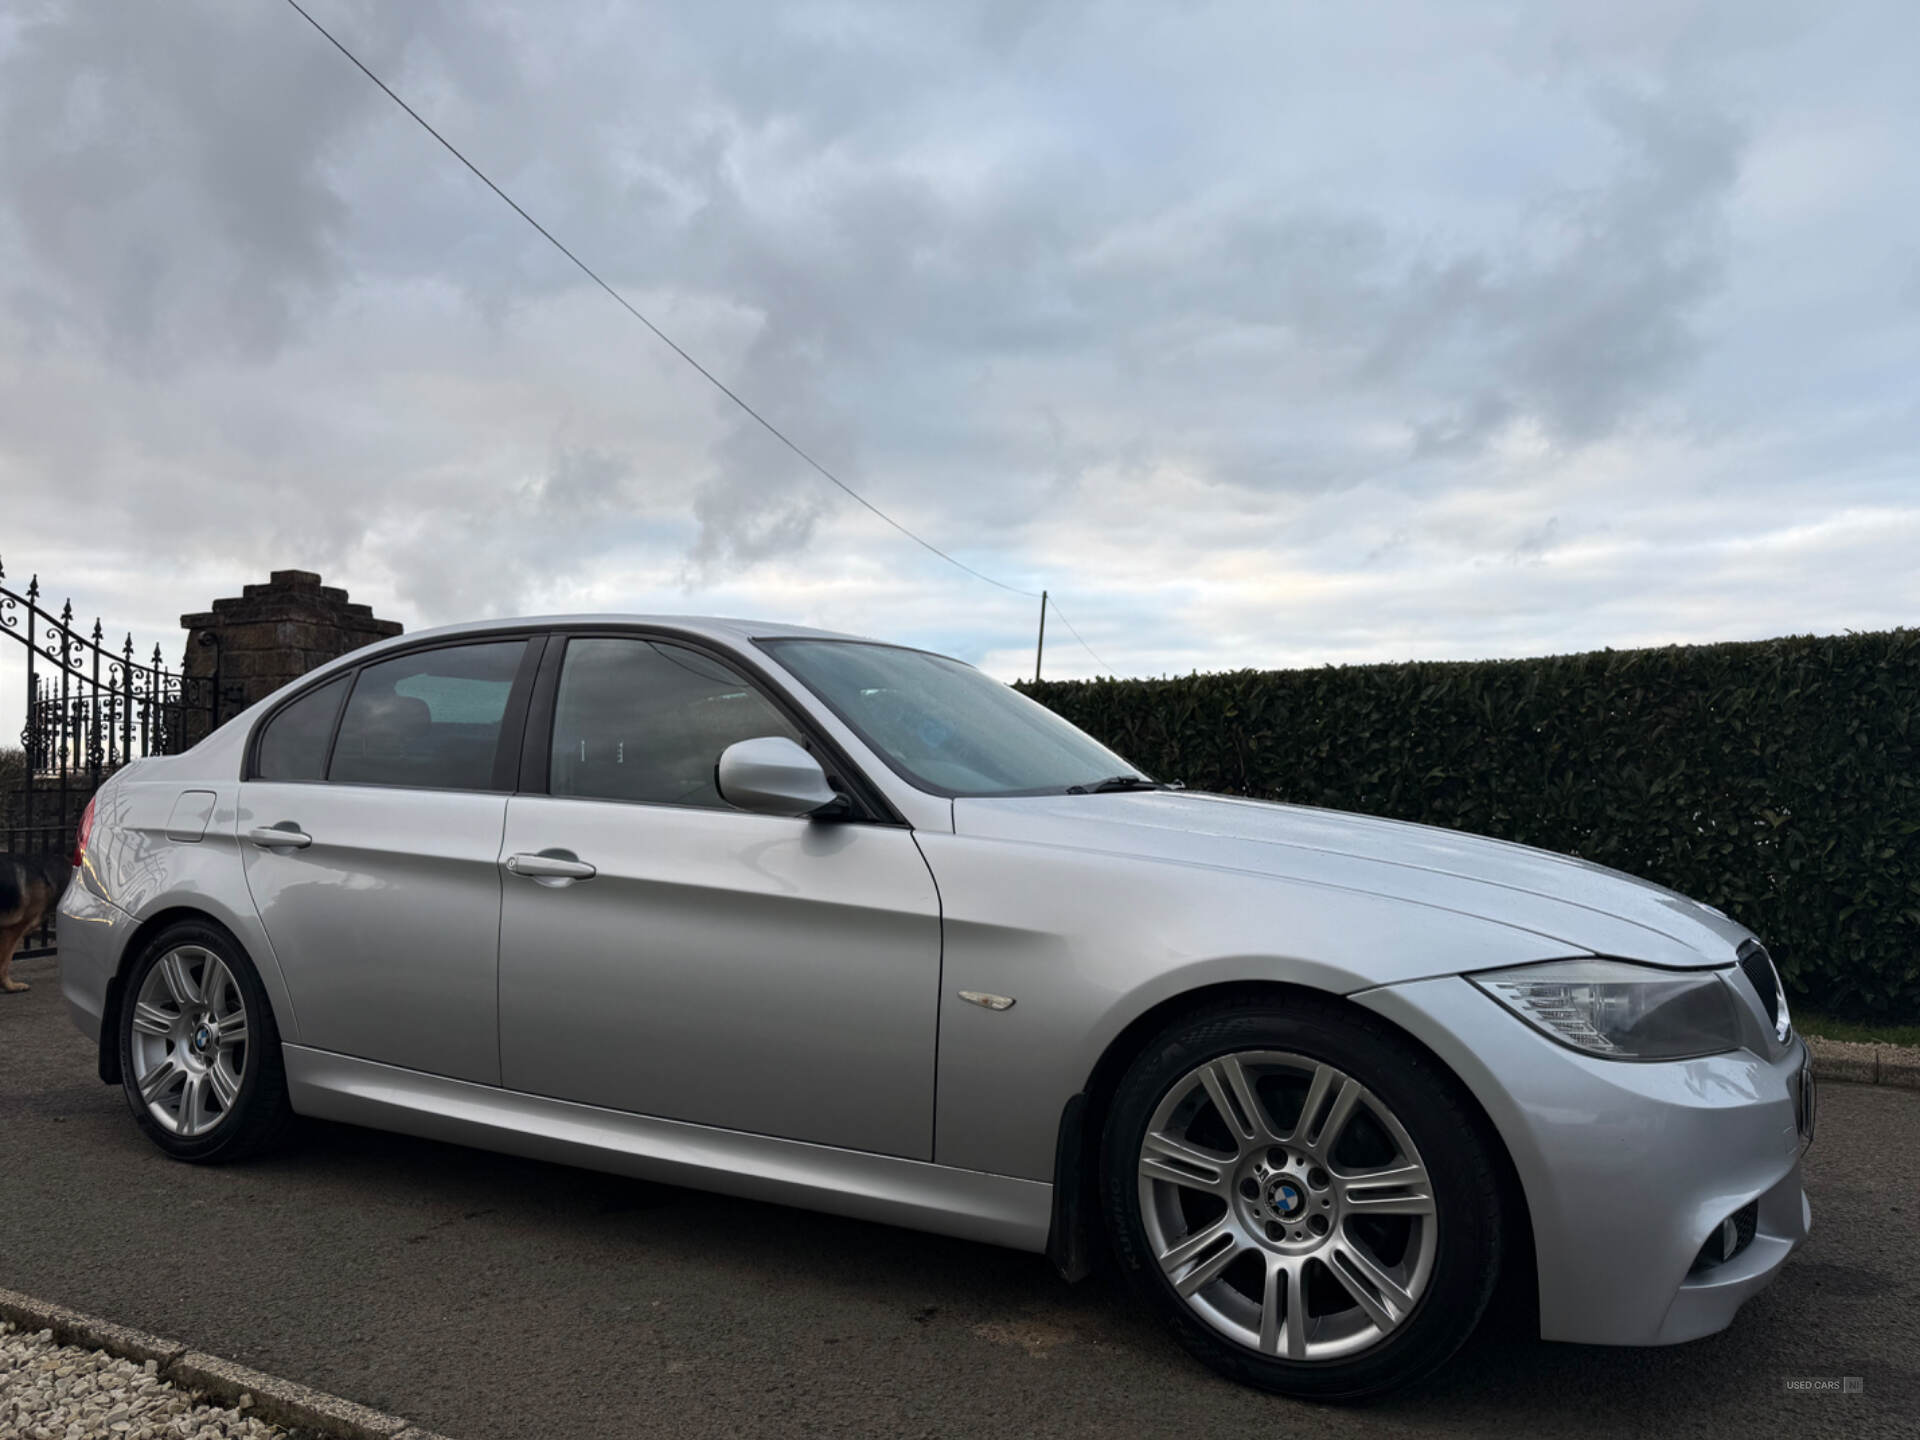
<box><xmin>1271</xmin><ymin>1180</ymin><xmax>1304</xmax><ymax>1217</ymax></box>
<box><xmin>194</xmin><ymin>1025</ymin><xmax>210</xmax><ymax>1050</ymax></box>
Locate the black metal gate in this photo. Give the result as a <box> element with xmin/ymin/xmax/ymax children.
<box><xmin>2</xmin><ymin>559</ymin><xmax>222</xmax><ymax>957</ymax></box>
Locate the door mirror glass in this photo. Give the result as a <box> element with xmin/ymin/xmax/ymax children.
<box><xmin>715</xmin><ymin>736</ymin><xmax>840</xmax><ymax>817</ymax></box>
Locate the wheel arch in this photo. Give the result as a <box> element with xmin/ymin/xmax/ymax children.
<box><xmin>1045</xmin><ymin>979</ymin><xmax>1537</xmax><ymax>1330</ymax></box>
<box><xmin>97</xmin><ymin>905</ymin><xmax>273</xmax><ymax>1086</ymax></box>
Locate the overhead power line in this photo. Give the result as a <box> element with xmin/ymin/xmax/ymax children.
<box><xmin>1044</xmin><ymin>597</ymin><xmax>1112</xmax><ymax>675</ymax></box>
<box><xmin>280</xmin><ymin>2</ymin><xmax>1019</xmax><ymax>591</ymax></box>
<box><xmin>278</xmin><ymin>0</ymin><xmax>1112</xmax><ymax>672</ymax></box>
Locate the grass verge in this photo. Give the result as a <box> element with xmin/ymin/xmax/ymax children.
<box><xmin>1796</xmin><ymin>1012</ymin><xmax>1920</xmax><ymax>1047</ymax></box>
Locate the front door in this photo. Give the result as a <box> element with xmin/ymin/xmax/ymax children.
<box><xmin>497</xmin><ymin>635</ymin><xmax>942</xmax><ymax>1159</ymax></box>
<box><xmin>238</xmin><ymin>638</ymin><xmax>531</xmax><ymax>1085</ymax></box>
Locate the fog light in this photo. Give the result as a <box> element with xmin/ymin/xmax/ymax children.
<box><xmin>1690</xmin><ymin>1201</ymin><xmax>1758</xmax><ymax>1273</ymax></box>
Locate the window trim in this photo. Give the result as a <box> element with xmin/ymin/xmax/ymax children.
<box><xmin>242</xmin><ymin>623</ymin><xmax>905</xmax><ymax>822</ymax></box>
<box><xmin>493</xmin><ymin>636</ymin><xmax>549</xmax><ymax>792</ymax></box>
<box><xmin>243</xmin><ymin>632</ymin><xmax>543</xmax><ymax>795</ymax></box>
<box><xmin>520</xmin><ymin>626</ymin><xmax>903</xmax><ymax>825</ymax></box>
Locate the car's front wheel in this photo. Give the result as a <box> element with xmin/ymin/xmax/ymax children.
<box><xmin>1100</xmin><ymin>997</ymin><xmax>1503</xmax><ymax>1400</ymax></box>
<box><xmin>117</xmin><ymin>920</ymin><xmax>292</xmax><ymax>1162</ymax></box>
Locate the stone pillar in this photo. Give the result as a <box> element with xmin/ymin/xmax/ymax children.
<box><xmin>180</xmin><ymin>571</ymin><xmax>403</xmax><ymax>740</ymax></box>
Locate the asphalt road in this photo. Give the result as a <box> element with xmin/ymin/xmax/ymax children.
<box><xmin>4</xmin><ymin>948</ymin><xmax>1916</xmax><ymax>1439</ymax></box>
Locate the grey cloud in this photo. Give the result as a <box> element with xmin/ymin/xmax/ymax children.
<box><xmin>0</xmin><ymin>1</ymin><xmax>439</xmax><ymax>364</ymax></box>
<box><xmin>684</xmin><ymin>331</ymin><xmax>843</xmax><ymax>577</ymax></box>
<box><xmin>1488</xmin><ymin>87</ymin><xmax>1740</xmax><ymax>441</ymax></box>
<box><xmin>366</xmin><ymin>443</ymin><xmax>661</xmax><ymax>622</ymax></box>
<box><xmin>1070</xmin><ymin>88</ymin><xmax>1740</xmax><ymax>468</ymax></box>
<box><xmin>0</xmin><ymin>0</ymin><xmax>1912</xmax><ymax>691</ymax></box>
<box><xmin>539</xmin><ymin>444</ymin><xmax>632</xmax><ymax>513</ymax></box>
<box><xmin>637</xmin><ymin>75</ymin><xmax>1741</xmax><ymax>561</ymax></box>
<box><xmin>3</xmin><ymin>2</ymin><xmax>343</xmax><ymax>360</ymax></box>
<box><xmin>1411</xmin><ymin>392</ymin><xmax>1518</xmax><ymax>457</ymax></box>
<box><xmin>1507</xmin><ymin>516</ymin><xmax>1562</xmax><ymax>565</ymax></box>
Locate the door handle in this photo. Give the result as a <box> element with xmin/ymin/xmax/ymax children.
<box><xmin>505</xmin><ymin>852</ymin><xmax>597</xmax><ymax>882</ymax></box>
<box><xmin>247</xmin><ymin>825</ymin><xmax>313</xmax><ymax>850</ymax></box>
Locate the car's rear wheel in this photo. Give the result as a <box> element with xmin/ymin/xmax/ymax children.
<box><xmin>1100</xmin><ymin>997</ymin><xmax>1502</xmax><ymax>1400</ymax></box>
<box><xmin>117</xmin><ymin>920</ymin><xmax>292</xmax><ymax>1162</ymax></box>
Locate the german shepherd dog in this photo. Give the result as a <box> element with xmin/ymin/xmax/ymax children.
<box><xmin>0</xmin><ymin>852</ymin><xmax>71</xmax><ymax>993</ymax></box>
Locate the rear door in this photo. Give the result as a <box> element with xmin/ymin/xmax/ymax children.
<box><xmin>238</xmin><ymin>636</ymin><xmax>539</xmax><ymax>1084</ymax></box>
<box><xmin>496</xmin><ymin>633</ymin><xmax>943</xmax><ymax>1159</ymax></box>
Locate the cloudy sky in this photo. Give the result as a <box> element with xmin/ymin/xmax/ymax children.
<box><xmin>1</xmin><ymin>0</ymin><xmax>1916</xmax><ymax>721</ymax></box>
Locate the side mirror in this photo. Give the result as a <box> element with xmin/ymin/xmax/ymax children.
<box><xmin>716</xmin><ymin>736</ymin><xmax>844</xmax><ymax>818</ymax></box>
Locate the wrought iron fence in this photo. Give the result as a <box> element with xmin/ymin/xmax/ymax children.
<box><xmin>1</xmin><ymin>557</ymin><xmax>223</xmax><ymax>958</ymax></box>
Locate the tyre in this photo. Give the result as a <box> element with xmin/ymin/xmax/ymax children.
<box><xmin>117</xmin><ymin>920</ymin><xmax>293</xmax><ymax>1162</ymax></box>
<box><xmin>1100</xmin><ymin>997</ymin><xmax>1502</xmax><ymax>1400</ymax></box>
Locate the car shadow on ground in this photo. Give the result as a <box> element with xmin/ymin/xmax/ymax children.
<box><xmin>7</xmin><ymin>952</ymin><xmax>1910</xmax><ymax>1437</ymax></box>
<box><xmin>259</xmin><ymin>1110</ymin><xmax>1857</xmax><ymax>1428</ymax></box>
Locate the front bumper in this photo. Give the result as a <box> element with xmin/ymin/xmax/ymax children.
<box><xmin>1357</xmin><ymin>974</ymin><xmax>1811</xmax><ymax>1347</ymax></box>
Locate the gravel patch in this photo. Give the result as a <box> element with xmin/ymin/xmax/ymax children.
<box><xmin>0</xmin><ymin>1320</ymin><xmax>287</xmax><ymax>1440</ymax></box>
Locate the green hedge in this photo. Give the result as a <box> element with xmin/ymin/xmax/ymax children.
<box><xmin>1019</xmin><ymin>629</ymin><xmax>1920</xmax><ymax>1021</ymax></box>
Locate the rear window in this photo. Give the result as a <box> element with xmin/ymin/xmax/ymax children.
<box><xmin>328</xmin><ymin>641</ymin><xmax>525</xmax><ymax>791</ymax></box>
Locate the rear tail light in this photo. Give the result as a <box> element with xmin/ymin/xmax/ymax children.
<box><xmin>72</xmin><ymin>795</ymin><xmax>96</xmax><ymax>867</ymax></box>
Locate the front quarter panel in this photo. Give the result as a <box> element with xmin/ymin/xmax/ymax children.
<box><xmin>919</xmin><ymin>832</ymin><xmax>1579</xmax><ymax>1180</ymax></box>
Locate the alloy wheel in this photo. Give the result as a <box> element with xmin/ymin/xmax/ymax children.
<box><xmin>128</xmin><ymin>945</ymin><xmax>249</xmax><ymax>1137</ymax></box>
<box><xmin>1136</xmin><ymin>1049</ymin><xmax>1439</xmax><ymax>1362</ymax></box>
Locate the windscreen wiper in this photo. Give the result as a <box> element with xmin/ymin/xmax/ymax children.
<box><xmin>1065</xmin><ymin>774</ymin><xmax>1178</xmax><ymax>794</ymax></box>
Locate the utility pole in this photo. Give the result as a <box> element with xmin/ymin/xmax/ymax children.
<box><xmin>1034</xmin><ymin>590</ymin><xmax>1048</xmax><ymax>682</ymax></box>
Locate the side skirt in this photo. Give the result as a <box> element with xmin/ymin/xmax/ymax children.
<box><xmin>283</xmin><ymin>1046</ymin><xmax>1052</xmax><ymax>1253</ymax></box>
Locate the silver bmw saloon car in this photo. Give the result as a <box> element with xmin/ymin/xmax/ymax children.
<box><xmin>56</xmin><ymin>616</ymin><xmax>1814</xmax><ymax>1398</ymax></box>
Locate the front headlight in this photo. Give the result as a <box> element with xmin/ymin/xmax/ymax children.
<box><xmin>1470</xmin><ymin>958</ymin><xmax>1741</xmax><ymax>1061</ymax></box>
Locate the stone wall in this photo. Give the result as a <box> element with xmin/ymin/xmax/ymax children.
<box><xmin>179</xmin><ymin>570</ymin><xmax>401</xmax><ymax>740</ymax></box>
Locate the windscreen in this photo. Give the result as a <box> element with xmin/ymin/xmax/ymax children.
<box><xmin>762</xmin><ymin>639</ymin><xmax>1143</xmax><ymax>797</ymax></box>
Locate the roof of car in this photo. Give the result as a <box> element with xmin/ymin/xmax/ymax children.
<box><xmin>374</xmin><ymin>614</ymin><xmax>875</xmax><ymax>648</ymax></box>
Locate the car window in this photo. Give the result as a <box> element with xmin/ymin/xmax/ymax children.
<box><xmin>254</xmin><ymin>673</ymin><xmax>351</xmax><ymax>782</ymax></box>
<box><xmin>762</xmin><ymin>638</ymin><xmax>1140</xmax><ymax>796</ymax></box>
<box><xmin>328</xmin><ymin>641</ymin><xmax>526</xmax><ymax>791</ymax></box>
<box><xmin>548</xmin><ymin>638</ymin><xmax>802</xmax><ymax>808</ymax></box>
